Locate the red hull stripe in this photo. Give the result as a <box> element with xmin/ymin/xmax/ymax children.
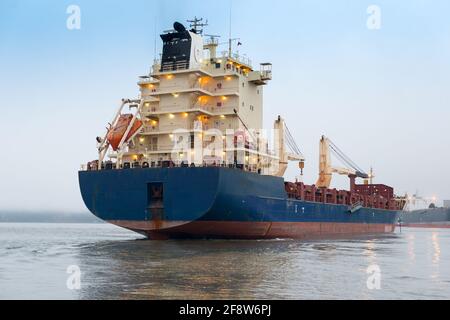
<box><xmin>108</xmin><ymin>220</ymin><xmax>396</xmax><ymax>239</ymax></box>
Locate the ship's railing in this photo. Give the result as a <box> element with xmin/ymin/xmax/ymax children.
<box><xmin>138</xmin><ymin>76</ymin><xmax>159</xmax><ymax>85</ymax></box>
<box><xmin>260</xmin><ymin>70</ymin><xmax>272</xmax><ymax>80</ymax></box>
<box><xmin>156</xmin><ymin>144</ymin><xmax>176</xmax><ymax>153</ymax></box>
<box><xmin>142</xmin><ymin>105</ymin><xmax>193</xmax><ymax>114</ymax></box>
<box><xmin>190</xmin><ymin>104</ymin><xmax>236</xmax><ymax>115</ymax></box>
<box><xmin>140</xmin><ymin>85</ymin><xmax>209</xmax><ymax>96</ymax></box>
<box><xmin>191</xmin><ymin>83</ymin><xmax>239</xmax><ymax>96</ymax></box>
<box><xmin>141</xmin><ymin>125</ymin><xmax>160</xmax><ymax>133</ymax></box>
<box><xmin>129</xmin><ymin>144</ymin><xmax>189</xmax><ymax>154</ymax></box>
<box><xmin>142</xmin><ymin>104</ymin><xmax>236</xmax><ymax>116</ymax></box>
<box><xmin>82</xmin><ymin>160</ymin><xmax>262</xmax><ymax>174</ymax></box>
<box><xmin>160</xmin><ymin>61</ymin><xmax>190</xmax><ymax>72</ymax></box>
<box><xmin>151</xmin><ymin>56</ymin><xmax>253</xmax><ymax>79</ymax></box>
<box><xmin>141</xmin><ymin>83</ymin><xmax>238</xmax><ymax>97</ymax></box>
<box><xmin>129</xmin><ymin>145</ymin><xmax>159</xmax><ymax>153</ymax></box>
<box><xmin>190</xmin><ymin>83</ymin><xmax>214</xmax><ymax>92</ymax></box>
<box><xmin>219</xmin><ymin>52</ymin><xmax>252</xmax><ymax>68</ymax></box>
<box><xmin>233</xmin><ymin>54</ymin><xmax>252</xmax><ymax>68</ymax></box>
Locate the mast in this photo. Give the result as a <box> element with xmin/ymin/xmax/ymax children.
<box><xmin>228</xmin><ymin>0</ymin><xmax>232</xmax><ymax>57</ymax></box>
<box><xmin>187</xmin><ymin>17</ymin><xmax>208</xmax><ymax>34</ymax></box>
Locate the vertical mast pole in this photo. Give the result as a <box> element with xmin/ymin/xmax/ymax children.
<box><xmin>228</xmin><ymin>0</ymin><xmax>232</xmax><ymax>57</ymax></box>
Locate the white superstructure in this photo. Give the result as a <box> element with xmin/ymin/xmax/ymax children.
<box><xmin>97</xmin><ymin>20</ymin><xmax>304</xmax><ymax>176</ymax></box>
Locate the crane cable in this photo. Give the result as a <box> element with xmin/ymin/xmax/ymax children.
<box><xmin>286</xmin><ymin>131</ymin><xmax>302</xmax><ymax>156</ymax></box>
<box><xmin>327</xmin><ymin>138</ymin><xmax>367</xmax><ymax>175</ymax></box>
<box><xmin>284</xmin><ymin>123</ymin><xmax>304</xmax><ymax>158</ymax></box>
<box><xmin>284</xmin><ymin>125</ymin><xmax>297</xmax><ymax>152</ymax></box>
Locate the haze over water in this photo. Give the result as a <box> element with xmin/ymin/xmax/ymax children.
<box><xmin>0</xmin><ymin>223</ymin><xmax>448</xmax><ymax>300</ymax></box>
<box><xmin>2</xmin><ymin>1</ymin><xmax>450</xmax><ymax>213</ymax></box>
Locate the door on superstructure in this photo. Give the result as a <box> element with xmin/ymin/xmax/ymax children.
<box><xmin>146</xmin><ymin>183</ymin><xmax>165</xmax><ymax>221</ymax></box>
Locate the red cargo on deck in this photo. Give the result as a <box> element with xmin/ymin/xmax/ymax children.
<box><xmin>354</xmin><ymin>184</ymin><xmax>394</xmax><ymax>199</ymax></box>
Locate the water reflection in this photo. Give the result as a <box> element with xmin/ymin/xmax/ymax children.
<box><xmin>74</xmin><ymin>235</ymin><xmax>399</xmax><ymax>300</ymax></box>
<box><xmin>432</xmin><ymin>232</ymin><xmax>441</xmax><ymax>265</ymax></box>
<box><xmin>407</xmin><ymin>234</ymin><xmax>416</xmax><ymax>262</ymax></box>
<box><xmin>364</xmin><ymin>240</ymin><xmax>377</xmax><ymax>267</ymax></box>
<box><xmin>431</xmin><ymin>232</ymin><xmax>441</xmax><ymax>280</ymax></box>
<box><xmin>2</xmin><ymin>224</ymin><xmax>449</xmax><ymax>300</ymax></box>
<box><xmin>75</xmin><ymin>240</ymin><xmax>306</xmax><ymax>299</ymax></box>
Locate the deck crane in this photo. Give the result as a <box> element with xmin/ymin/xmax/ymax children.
<box><xmin>316</xmin><ymin>136</ymin><xmax>369</xmax><ymax>189</ymax></box>
<box><xmin>274</xmin><ymin>116</ymin><xmax>305</xmax><ymax>177</ymax></box>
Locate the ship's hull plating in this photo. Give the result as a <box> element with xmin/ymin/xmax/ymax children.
<box><xmin>400</xmin><ymin>208</ymin><xmax>450</xmax><ymax>229</ymax></box>
<box><xmin>79</xmin><ymin>167</ymin><xmax>400</xmax><ymax>240</ymax></box>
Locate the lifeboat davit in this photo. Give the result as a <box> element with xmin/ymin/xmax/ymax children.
<box><xmin>107</xmin><ymin>114</ymin><xmax>143</xmax><ymax>151</ymax></box>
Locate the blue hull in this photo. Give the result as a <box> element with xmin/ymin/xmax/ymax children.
<box><xmin>79</xmin><ymin>167</ymin><xmax>400</xmax><ymax>239</ymax></box>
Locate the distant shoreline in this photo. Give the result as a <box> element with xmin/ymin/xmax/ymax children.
<box><xmin>0</xmin><ymin>212</ymin><xmax>103</xmax><ymax>224</ymax></box>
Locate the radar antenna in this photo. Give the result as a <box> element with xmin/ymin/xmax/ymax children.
<box><xmin>187</xmin><ymin>17</ymin><xmax>208</xmax><ymax>35</ymax></box>
<box><xmin>204</xmin><ymin>34</ymin><xmax>221</xmax><ymax>43</ymax></box>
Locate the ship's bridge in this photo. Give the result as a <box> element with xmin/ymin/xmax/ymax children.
<box><xmin>92</xmin><ymin>20</ymin><xmax>277</xmax><ymax>176</ymax></box>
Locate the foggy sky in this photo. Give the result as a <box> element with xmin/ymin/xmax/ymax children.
<box><xmin>1</xmin><ymin>0</ymin><xmax>449</xmax><ymax>212</ymax></box>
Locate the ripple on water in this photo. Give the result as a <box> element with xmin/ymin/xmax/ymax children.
<box><xmin>1</xmin><ymin>223</ymin><xmax>449</xmax><ymax>300</ymax></box>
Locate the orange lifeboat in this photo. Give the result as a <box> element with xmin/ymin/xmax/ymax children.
<box><xmin>107</xmin><ymin>114</ymin><xmax>143</xmax><ymax>151</ymax></box>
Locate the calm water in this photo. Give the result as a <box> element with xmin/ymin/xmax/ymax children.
<box><xmin>0</xmin><ymin>223</ymin><xmax>449</xmax><ymax>300</ymax></box>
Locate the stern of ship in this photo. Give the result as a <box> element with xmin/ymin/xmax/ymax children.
<box><xmin>79</xmin><ymin>167</ymin><xmax>222</xmax><ymax>239</ymax></box>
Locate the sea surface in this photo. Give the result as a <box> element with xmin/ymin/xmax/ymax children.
<box><xmin>0</xmin><ymin>223</ymin><xmax>449</xmax><ymax>300</ymax></box>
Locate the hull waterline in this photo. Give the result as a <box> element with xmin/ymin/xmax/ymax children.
<box><xmin>79</xmin><ymin>167</ymin><xmax>401</xmax><ymax>240</ymax></box>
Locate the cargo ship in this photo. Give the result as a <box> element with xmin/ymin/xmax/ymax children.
<box><xmin>401</xmin><ymin>207</ymin><xmax>450</xmax><ymax>228</ymax></box>
<box><xmin>79</xmin><ymin>19</ymin><xmax>406</xmax><ymax>240</ymax></box>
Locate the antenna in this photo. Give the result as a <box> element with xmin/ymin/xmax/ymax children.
<box><xmin>228</xmin><ymin>0</ymin><xmax>233</xmax><ymax>57</ymax></box>
<box><xmin>153</xmin><ymin>15</ymin><xmax>157</xmax><ymax>59</ymax></box>
<box><xmin>226</xmin><ymin>1</ymin><xmax>242</xmax><ymax>59</ymax></box>
<box><xmin>187</xmin><ymin>17</ymin><xmax>208</xmax><ymax>35</ymax></box>
<box><xmin>204</xmin><ymin>34</ymin><xmax>221</xmax><ymax>41</ymax></box>
<box><xmin>369</xmin><ymin>167</ymin><xmax>375</xmax><ymax>184</ymax></box>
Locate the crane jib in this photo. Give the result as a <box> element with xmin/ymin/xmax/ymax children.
<box><xmin>356</xmin><ymin>171</ymin><xmax>369</xmax><ymax>179</ymax></box>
